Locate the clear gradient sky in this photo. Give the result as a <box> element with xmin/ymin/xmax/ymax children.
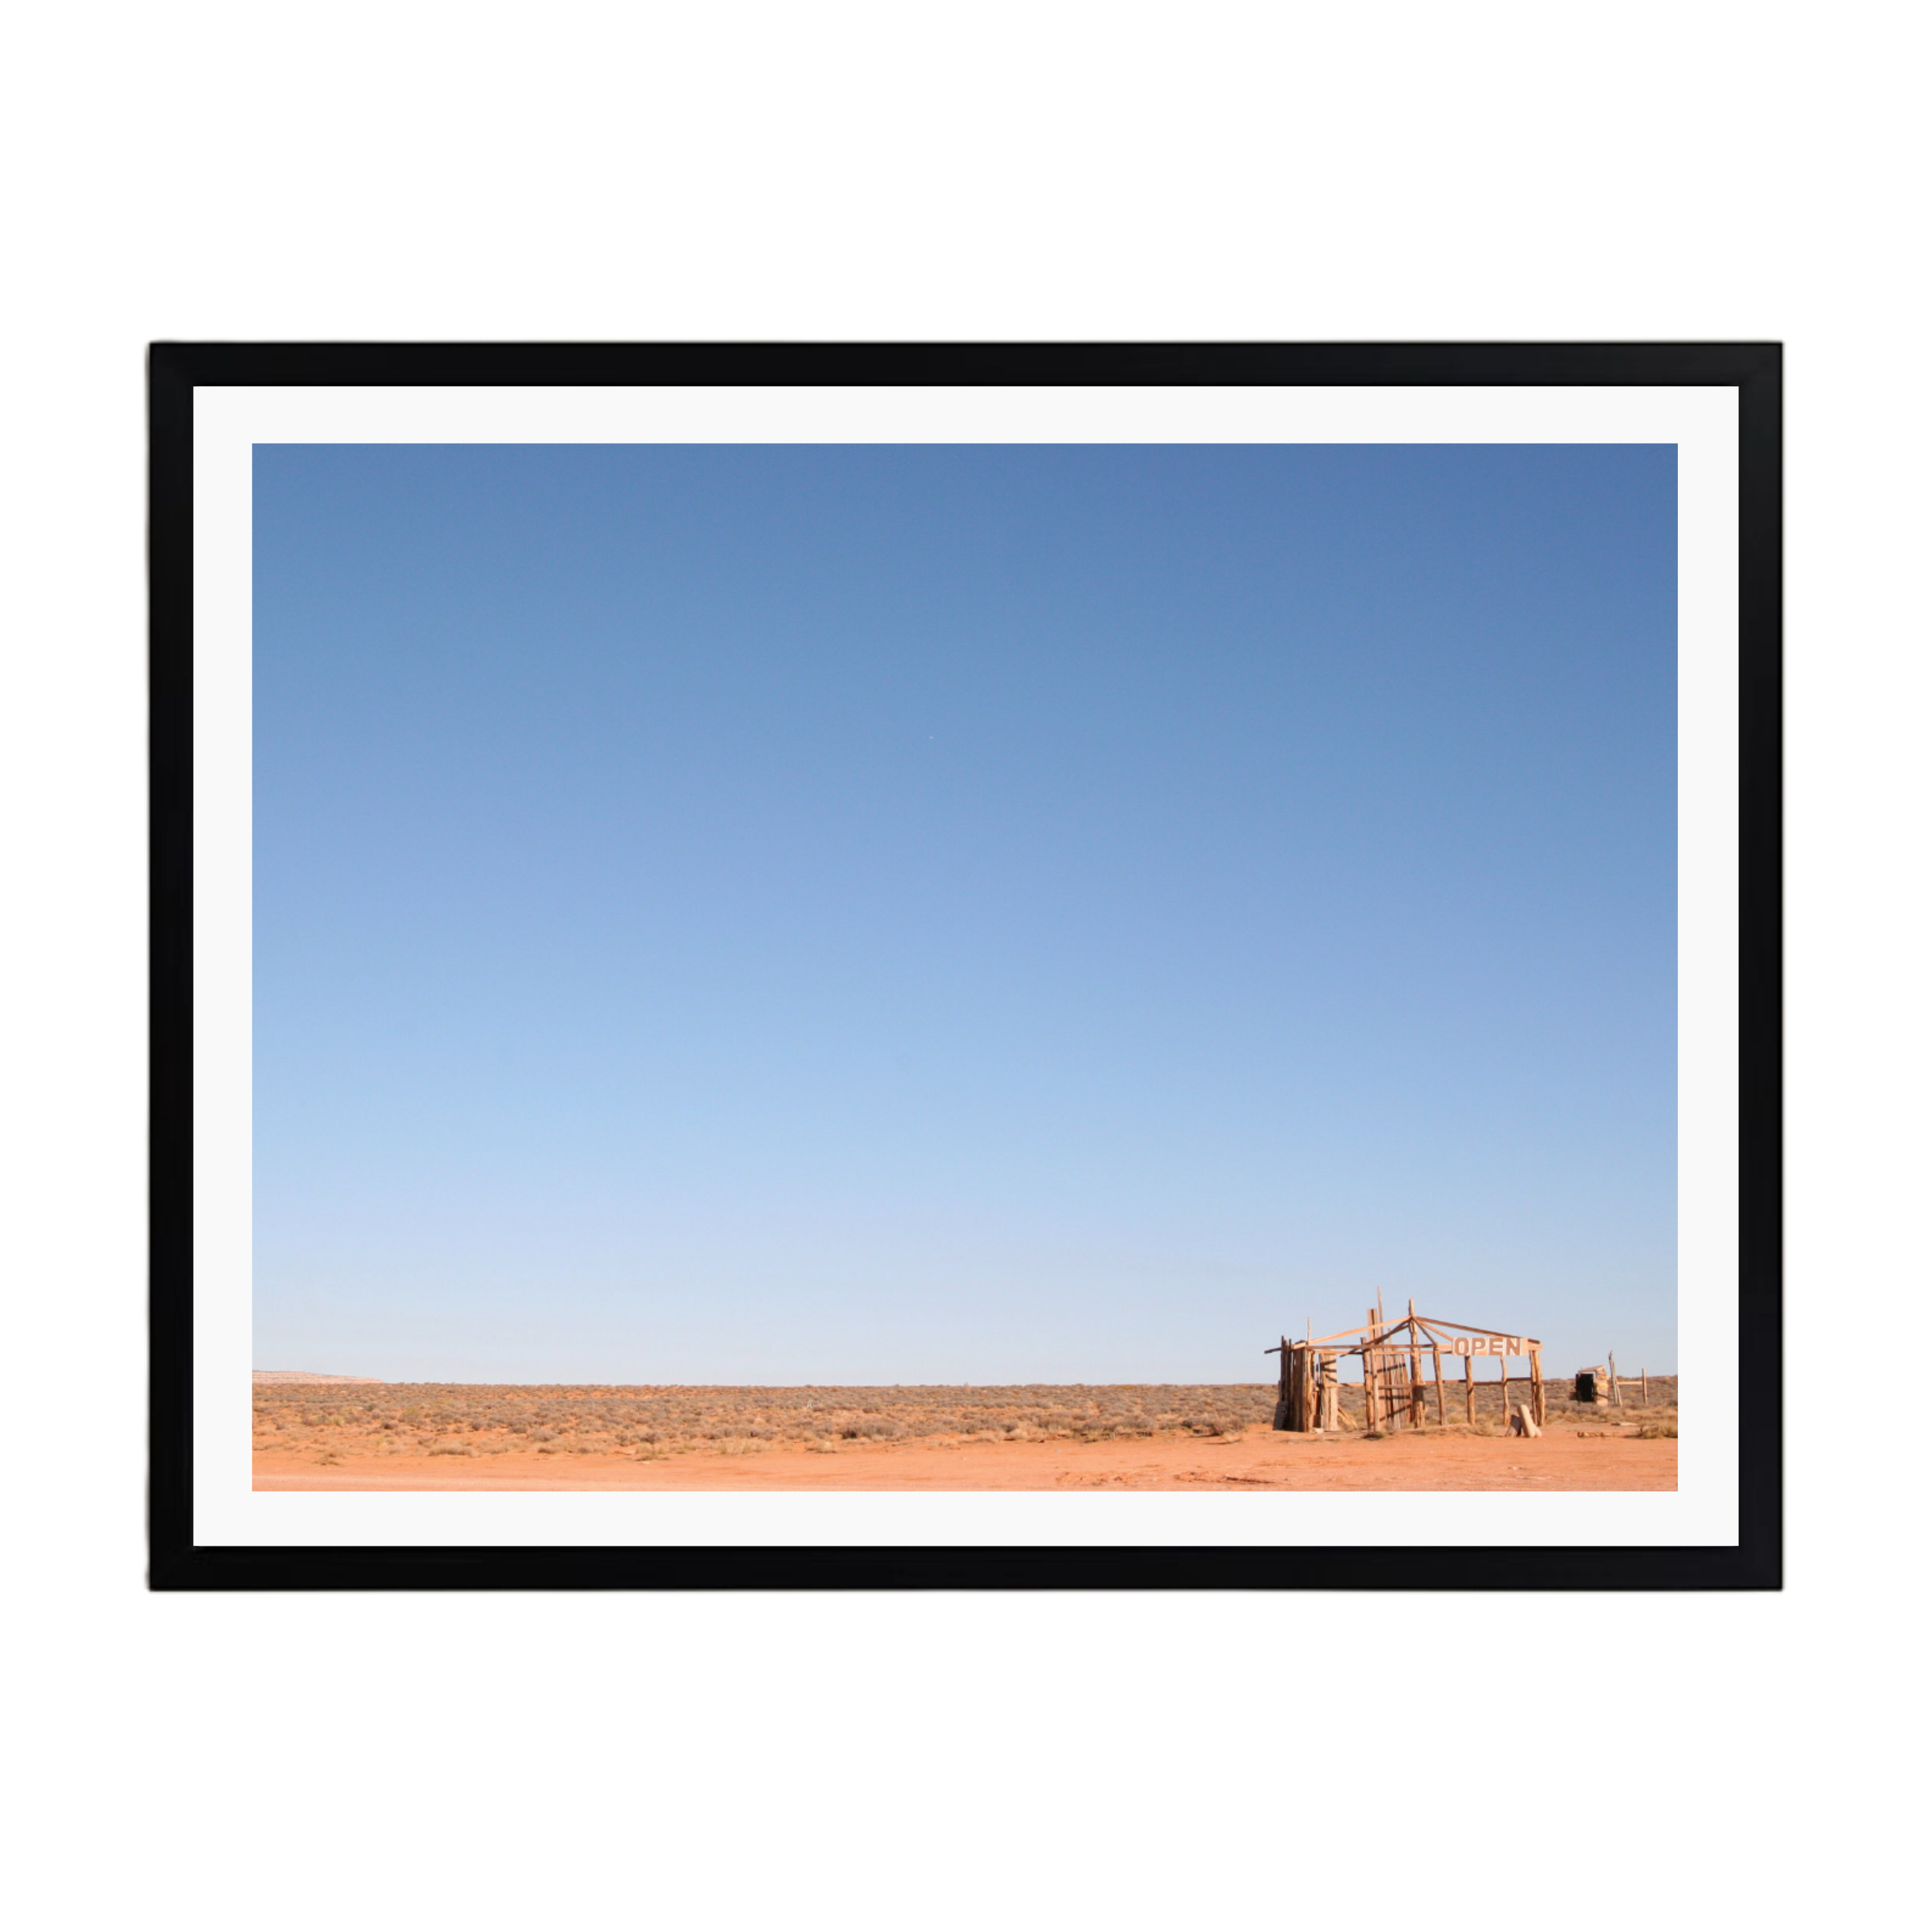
<box><xmin>253</xmin><ymin>441</ymin><xmax>1676</xmax><ymax>1384</ymax></box>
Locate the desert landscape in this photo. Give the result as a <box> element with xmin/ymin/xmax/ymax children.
<box><xmin>252</xmin><ymin>1374</ymin><xmax>1676</xmax><ymax>1490</ymax></box>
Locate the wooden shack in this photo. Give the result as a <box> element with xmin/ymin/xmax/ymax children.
<box><xmin>1269</xmin><ymin>1297</ymin><xmax>1545</xmax><ymax>1433</ymax></box>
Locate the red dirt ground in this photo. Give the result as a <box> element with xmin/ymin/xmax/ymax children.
<box><xmin>254</xmin><ymin>1426</ymin><xmax>1674</xmax><ymax>1491</ymax></box>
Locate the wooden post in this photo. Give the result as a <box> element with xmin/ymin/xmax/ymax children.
<box><xmin>1641</xmin><ymin>1369</ymin><xmax>1649</xmax><ymax>1406</ymax></box>
<box><xmin>1432</xmin><ymin>1344</ymin><xmax>1446</xmax><ymax>1424</ymax></box>
<box><xmin>1530</xmin><ymin>1345</ymin><xmax>1545</xmax><ymax>1428</ymax></box>
<box><xmin>1273</xmin><ymin>1336</ymin><xmax>1290</xmax><ymax>1430</ymax></box>
<box><xmin>1384</xmin><ymin>1305</ymin><xmax>1404</xmax><ymax>1431</ymax></box>
<box><xmin>1498</xmin><ymin>1352</ymin><xmax>1508</xmax><ymax>1427</ymax></box>
<box><xmin>1463</xmin><ymin>1352</ymin><xmax>1475</xmax><ymax>1424</ymax></box>
<box><xmin>1609</xmin><ymin>1350</ymin><xmax>1622</xmax><ymax>1408</ymax></box>
<box><xmin>1366</xmin><ymin>1309</ymin><xmax>1381</xmax><ymax>1431</ymax></box>
<box><xmin>1408</xmin><ymin>1302</ymin><xmax>1424</xmax><ymax>1427</ymax></box>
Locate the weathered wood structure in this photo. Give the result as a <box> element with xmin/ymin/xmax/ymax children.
<box><xmin>1574</xmin><ymin>1360</ymin><xmax>1648</xmax><ymax>1407</ymax></box>
<box><xmin>1267</xmin><ymin>1296</ymin><xmax>1545</xmax><ymax>1433</ymax></box>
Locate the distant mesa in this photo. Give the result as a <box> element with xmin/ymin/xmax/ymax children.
<box><xmin>252</xmin><ymin>1369</ymin><xmax>386</xmax><ymax>1385</ymax></box>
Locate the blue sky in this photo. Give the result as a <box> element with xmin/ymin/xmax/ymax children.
<box><xmin>252</xmin><ymin>441</ymin><xmax>1676</xmax><ymax>1383</ymax></box>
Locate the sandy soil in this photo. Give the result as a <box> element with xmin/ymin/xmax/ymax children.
<box><xmin>255</xmin><ymin>1426</ymin><xmax>1674</xmax><ymax>1491</ymax></box>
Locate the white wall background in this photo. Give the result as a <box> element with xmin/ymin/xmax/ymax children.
<box><xmin>1</xmin><ymin>4</ymin><xmax>1921</xmax><ymax>1925</ymax></box>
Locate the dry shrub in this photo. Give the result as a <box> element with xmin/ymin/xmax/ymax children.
<box><xmin>257</xmin><ymin>1378</ymin><xmax>1292</xmax><ymax>1460</ymax></box>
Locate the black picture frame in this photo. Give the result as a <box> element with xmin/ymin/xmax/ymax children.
<box><xmin>149</xmin><ymin>341</ymin><xmax>1781</xmax><ymax>1591</ymax></box>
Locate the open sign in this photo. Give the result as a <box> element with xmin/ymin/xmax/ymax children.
<box><xmin>1447</xmin><ymin>1336</ymin><xmax>1531</xmax><ymax>1357</ymax></box>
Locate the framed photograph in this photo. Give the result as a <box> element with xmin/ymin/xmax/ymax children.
<box><xmin>149</xmin><ymin>342</ymin><xmax>1780</xmax><ymax>1589</ymax></box>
